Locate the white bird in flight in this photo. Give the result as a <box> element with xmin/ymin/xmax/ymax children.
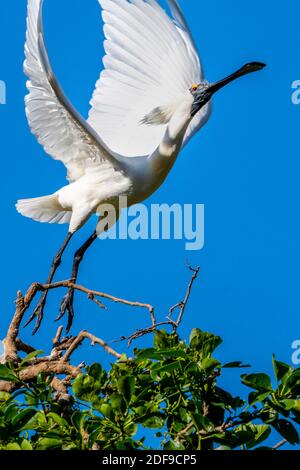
<box><xmin>17</xmin><ymin>0</ymin><xmax>265</xmax><ymax>332</ymax></box>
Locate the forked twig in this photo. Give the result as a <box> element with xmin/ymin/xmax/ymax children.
<box><xmin>120</xmin><ymin>266</ymin><xmax>200</xmax><ymax>345</ymax></box>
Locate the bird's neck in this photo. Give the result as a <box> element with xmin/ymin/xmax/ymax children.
<box><xmin>148</xmin><ymin>97</ymin><xmax>193</xmax><ymax>180</ymax></box>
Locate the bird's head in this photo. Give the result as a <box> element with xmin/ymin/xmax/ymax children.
<box><xmin>190</xmin><ymin>62</ymin><xmax>266</xmax><ymax>117</ymax></box>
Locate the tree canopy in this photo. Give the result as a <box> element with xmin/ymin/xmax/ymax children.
<box><xmin>0</xmin><ymin>327</ymin><xmax>299</xmax><ymax>451</ymax></box>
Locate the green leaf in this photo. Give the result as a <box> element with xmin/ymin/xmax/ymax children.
<box><xmin>111</xmin><ymin>393</ymin><xmax>127</xmax><ymax>414</ymax></box>
<box><xmin>20</xmin><ymin>350</ymin><xmax>44</xmax><ymax>365</ymax></box>
<box><xmin>71</xmin><ymin>411</ymin><xmax>86</xmax><ymax>431</ymax></box>
<box><xmin>248</xmin><ymin>391</ymin><xmax>270</xmax><ymax>405</ymax></box>
<box><xmin>87</xmin><ymin>363</ymin><xmax>102</xmax><ymax>380</ymax></box>
<box><xmin>142</xmin><ymin>416</ymin><xmax>165</xmax><ymax>429</ymax></box>
<box><xmin>284</xmin><ymin>369</ymin><xmax>300</xmax><ymax>388</ymax></box>
<box><xmin>135</xmin><ymin>348</ymin><xmax>161</xmax><ymax>360</ymax></box>
<box><xmin>0</xmin><ymin>365</ymin><xmax>18</xmax><ymax>382</ymax></box>
<box><xmin>154</xmin><ymin>330</ymin><xmax>178</xmax><ymax>349</ymax></box>
<box><xmin>117</xmin><ymin>376</ymin><xmax>135</xmax><ymax>404</ymax></box>
<box><xmin>25</xmin><ymin>392</ymin><xmax>39</xmax><ymax>406</ymax></box>
<box><xmin>5</xmin><ymin>443</ymin><xmax>21</xmax><ymax>450</ymax></box>
<box><xmin>37</xmin><ymin>371</ymin><xmax>46</xmax><ymax>384</ymax></box>
<box><xmin>227</xmin><ymin>427</ymin><xmax>256</xmax><ymax>448</ymax></box>
<box><xmin>293</xmin><ymin>399</ymin><xmax>300</xmax><ymax>412</ymax></box>
<box><xmin>11</xmin><ymin>409</ymin><xmax>37</xmax><ymax>430</ymax></box>
<box><xmin>214</xmin><ymin>386</ymin><xmax>244</xmax><ymax>410</ymax></box>
<box><xmin>272</xmin><ymin>356</ymin><xmax>291</xmax><ymax>382</ymax></box>
<box><xmin>189</xmin><ymin>329</ymin><xmax>222</xmax><ymax>356</ymax></box>
<box><xmin>164</xmin><ymin>440</ymin><xmax>185</xmax><ymax>450</ymax></box>
<box><xmin>21</xmin><ymin>410</ymin><xmax>47</xmax><ymax>431</ymax></box>
<box><xmin>62</xmin><ymin>443</ymin><xmax>78</xmax><ymax>451</ymax></box>
<box><xmin>100</xmin><ymin>404</ymin><xmax>115</xmax><ymax>421</ymax></box>
<box><xmin>191</xmin><ymin>413</ymin><xmax>211</xmax><ymax>431</ymax></box>
<box><xmin>4</xmin><ymin>403</ymin><xmax>19</xmax><ymax>421</ymax></box>
<box><xmin>189</xmin><ymin>328</ymin><xmax>202</xmax><ymax>346</ymax></box>
<box><xmin>201</xmin><ymin>357</ymin><xmax>221</xmax><ymax>373</ymax></box>
<box><xmin>151</xmin><ymin>361</ymin><xmax>181</xmax><ymax>375</ymax></box>
<box><xmin>37</xmin><ymin>438</ymin><xmax>63</xmax><ymax>450</ymax></box>
<box><xmin>0</xmin><ymin>391</ymin><xmax>11</xmax><ymax>402</ymax></box>
<box><xmin>20</xmin><ymin>439</ymin><xmax>33</xmax><ymax>451</ymax></box>
<box><xmin>280</xmin><ymin>399</ymin><xmax>296</xmax><ymax>411</ymax></box>
<box><xmin>157</xmin><ymin>349</ymin><xmax>187</xmax><ymax>359</ymax></box>
<box><xmin>272</xmin><ymin>419</ymin><xmax>300</xmax><ymax>445</ymax></box>
<box><xmin>124</xmin><ymin>422</ymin><xmax>138</xmax><ymax>437</ymax></box>
<box><xmin>48</xmin><ymin>412</ymin><xmax>68</xmax><ymax>428</ymax></box>
<box><xmin>246</xmin><ymin>425</ymin><xmax>271</xmax><ymax>449</ymax></box>
<box><xmin>72</xmin><ymin>373</ymin><xmax>100</xmax><ymax>401</ymax></box>
<box><xmin>241</xmin><ymin>373</ymin><xmax>272</xmax><ymax>392</ymax></box>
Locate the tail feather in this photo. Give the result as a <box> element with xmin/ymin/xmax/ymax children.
<box><xmin>16</xmin><ymin>195</ymin><xmax>71</xmax><ymax>224</ymax></box>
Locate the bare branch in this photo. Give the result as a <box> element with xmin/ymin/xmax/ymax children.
<box><xmin>62</xmin><ymin>330</ymin><xmax>122</xmax><ymax>362</ymax></box>
<box><xmin>0</xmin><ymin>361</ymin><xmax>81</xmax><ymax>393</ymax></box>
<box><xmin>33</xmin><ymin>280</ymin><xmax>156</xmax><ymax>326</ymax></box>
<box><xmin>4</xmin><ymin>291</ymin><xmax>26</xmax><ymax>363</ymax></box>
<box><xmin>53</xmin><ymin>326</ymin><xmax>64</xmax><ymax>347</ymax></box>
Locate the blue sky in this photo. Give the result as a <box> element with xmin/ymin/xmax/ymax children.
<box><xmin>0</xmin><ymin>0</ymin><xmax>300</xmax><ymax>444</ymax></box>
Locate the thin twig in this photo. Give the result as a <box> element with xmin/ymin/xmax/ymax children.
<box><xmin>273</xmin><ymin>439</ymin><xmax>288</xmax><ymax>450</ymax></box>
<box><xmin>88</xmin><ymin>293</ymin><xmax>107</xmax><ymax>310</ymax></box>
<box><xmin>173</xmin><ymin>266</ymin><xmax>200</xmax><ymax>329</ymax></box>
<box><xmin>118</xmin><ymin>321</ymin><xmax>176</xmax><ymax>346</ymax></box>
<box><xmin>122</xmin><ymin>266</ymin><xmax>200</xmax><ymax>345</ymax></box>
<box><xmin>168</xmin><ymin>302</ymin><xmax>184</xmax><ymax>317</ymax></box>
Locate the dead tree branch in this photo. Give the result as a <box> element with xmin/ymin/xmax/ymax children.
<box><xmin>62</xmin><ymin>330</ymin><xmax>122</xmax><ymax>361</ymax></box>
<box><xmin>0</xmin><ymin>266</ymin><xmax>199</xmax><ymax>394</ymax></box>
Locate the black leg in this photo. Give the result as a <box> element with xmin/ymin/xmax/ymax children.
<box><xmin>26</xmin><ymin>232</ymin><xmax>74</xmax><ymax>334</ymax></box>
<box><xmin>57</xmin><ymin>231</ymin><xmax>98</xmax><ymax>332</ymax></box>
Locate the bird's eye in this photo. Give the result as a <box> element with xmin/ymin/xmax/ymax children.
<box><xmin>191</xmin><ymin>84</ymin><xmax>199</xmax><ymax>93</ymax></box>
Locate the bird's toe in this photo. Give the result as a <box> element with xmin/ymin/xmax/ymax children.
<box><xmin>57</xmin><ymin>290</ymin><xmax>75</xmax><ymax>332</ymax></box>
<box><xmin>25</xmin><ymin>296</ymin><xmax>46</xmax><ymax>333</ymax></box>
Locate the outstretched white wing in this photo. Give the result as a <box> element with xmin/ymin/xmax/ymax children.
<box><xmin>25</xmin><ymin>0</ymin><xmax>120</xmax><ymax>182</ymax></box>
<box><xmin>88</xmin><ymin>0</ymin><xmax>208</xmax><ymax>158</ymax></box>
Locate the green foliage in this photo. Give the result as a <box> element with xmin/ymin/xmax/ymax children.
<box><xmin>0</xmin><ymin>329</ymin><xmax>299</xmax><ymax>450</ymax></box>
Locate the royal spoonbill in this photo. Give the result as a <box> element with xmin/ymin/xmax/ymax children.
<box><xmin>16</xmin><ymin>0</ymin><xmax>265</xmax><ymax>332</ymax></box>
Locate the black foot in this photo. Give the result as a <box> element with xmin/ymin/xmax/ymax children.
<box><xmin>25</xmin><ymin>296</ymin><xmax>46</xmax><ymax>335</ymax></box>
<box><xmin>56</xmin><ymin>289</ymin><xmax>74</xmax><ymax>333</ymax></box>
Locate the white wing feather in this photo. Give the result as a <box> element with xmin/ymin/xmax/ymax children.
<box><xmin>88</xmin><ymin>0</ymin><xmax>208</xmax><ymax>158</ymax></box>
<box><xmin>165</xmin><ymin>0</ymin><xmax>212</xmax><ymax>146</ymax></box>
<box><xmin>25</xmin><ymin>0</ymin><xmax>119</xmax><ymax>182</ymax></box>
